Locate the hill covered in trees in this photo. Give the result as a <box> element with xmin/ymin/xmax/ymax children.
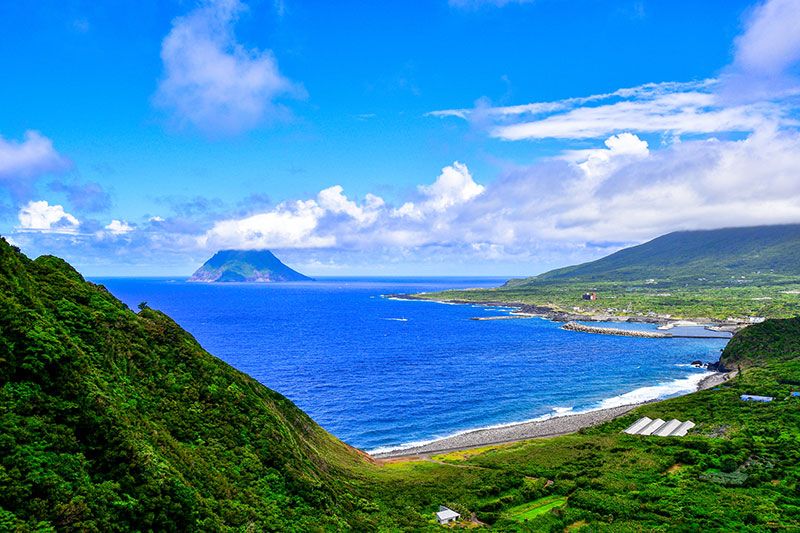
<box><xmin>189</xmin><ymin>249</ymin><xmax>312</xmax><ymax>282</ymax></box>
<box><xmin>511</xmin><ymin>224</ymin><xmax>800</xmax><ymax>287</ymax></box>
<box><xmin>0</xmin><ymin>238</ymin><xmax>360</xmax><ymax>530</ymax></box>
<box><xmin>417</xmin><ymin>225</ymin><xmax>800</xmax><ymax>319</ymax></box>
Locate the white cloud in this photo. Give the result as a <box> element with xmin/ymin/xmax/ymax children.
<box><xmin>0</xmin><ymin>131</ymin><xmax>70</xmax><ymax>188</ymax></box>
<box><xmin>105</xmin><ymin>220</ymin><xmax>134</xmax><ymax>234</ymax></box>
<box><xmin>155</xmin><ymin>0</ymin><xmax>302</xmax><ymax>135</ymax></box>
<box><xmin>734</xmin><ymin>0</ymin><xmax>800</xmax><ymax>75</ymax></box>
<box><xmin>564</xmin><ymin>132</ymin><xmax>649</xmax><ymax>179</ymax></box>
<box><xmin>454</xmin><ymin>84</ymin><xmax>784</xmax><ymax>141</ymax></box>
<box><xmin>435</xmin><ymin>1</ymin><xmax>800</xmax><ymax>142</ymax></box>
<box><xmin>18</xmin><ymin>0</ymin><xmax>800</xmax><ymax>274</ymax></box>
<box><xmin>721</xmin><ymin>0</ymin><xmax>800</xmax><ymax>102</ymax></box>
<box><xmin>430</xmin><ymin>76</ymin><xmax>796</xmax><ymax>141</ymax></box>
<box><xmin>429</xmin><ymin>80</ymin><xmax>715</xmax><ymax>120</ymax></box>
<box><xmin>17</xmin><ymin>200</ymin><xmax>79</xmax><ymax>233</ymax></box>
<box><xmin>196</xmin><ymin>163</ymin><xmax>486</xmax><ymax>251</ymax></box>
<box><xmin>393</xmin><ymin>162</ymin><xmax>485</xmax><ymax>219</ymax></box>
<box><xmin>461</xmin><ymin>127</ymin><xmax>800</xmax><ymax>247</ymax></box>
<box><xmin>16</xmin><ymin>128</ymin><xmax>800</xmax><ymax>273</ymax></box>
<box><xmin>317</xmin><ymin>185</ymin><xmax>384</xmax><ymax>226</ymax></box>
<box><xmin>495</xmin><ymin>88</ymin><xmax>781</xmax><ymax>140</ymax></box>
<box><xmin>200</xmin><ymin>199</ymin><xmax>334</xmax><ymax>250</ymax></box>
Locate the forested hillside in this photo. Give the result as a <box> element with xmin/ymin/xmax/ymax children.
<box><xmin>0</xmin><ymin>238</ymin><xmax>364</xmax><ymax>530</ymax></box>
<box><xmin>512</xmin><ymin>224</ymin><xmax>800</xmax><ymax>286</ymax></box>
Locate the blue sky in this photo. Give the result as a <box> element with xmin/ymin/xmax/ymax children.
<box><xmin>2</xmin><ymin>0</ymin><xmax>800</xmax><ymax>276</ymax></box>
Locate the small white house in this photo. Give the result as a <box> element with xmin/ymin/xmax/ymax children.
<box><xmin>436</xmin><ymin>506</ymin><xmax>460</xmax><ymax>525</ymax></box>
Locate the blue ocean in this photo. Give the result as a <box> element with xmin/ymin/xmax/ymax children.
<box><xmin>94</xmin><ymin>277</ymin><xmax>729</xmax><ymax>453</ymax></box>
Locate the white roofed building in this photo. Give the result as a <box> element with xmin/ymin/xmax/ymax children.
<box><xmin>436</xmin><ymin>506</ymin><xmax>460</xmax><ymax>525</ymax></box>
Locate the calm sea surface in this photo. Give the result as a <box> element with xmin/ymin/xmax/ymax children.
<box><xmin>94</xmin><ymin>277</ymin><xmax>729</xmax><ymax>453</ymax></box>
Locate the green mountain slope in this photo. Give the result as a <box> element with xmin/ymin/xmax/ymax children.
<box><xmin>512</xmin><ymin>224</ymin><xmax>800</xmax><ymax>286</ymax></box>
<box><xmin>3</xmin><ymin>235</ymin><xmax>800</xmax><ymax>531</ymax></box>
<box><xmin>0</xmin><ymin>238</ymin><xmax>362</xmax><ymax>530</ymax></box>
<box><xmin>189</xmin><ymin>250</ymin><xmax>313</xmax><ymax>282</ymax></box>
<box><xmin>722</xmin><ymin>315</ymin><xmax>800</xmax><ymax>368</ymax></box>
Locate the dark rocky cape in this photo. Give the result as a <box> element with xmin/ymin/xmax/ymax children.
<box><xmin>188</xmin><ymin>249</ymin><xmax>313</xmax><ymax>282</ymax></box>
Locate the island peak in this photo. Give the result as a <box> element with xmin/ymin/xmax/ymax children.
<box><xmin>189</xmin><ymin>249</ymin><xmax>313</xmax><ymax>282</ymax></box>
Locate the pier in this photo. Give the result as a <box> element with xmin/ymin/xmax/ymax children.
<box><xmin>561</xmin><ymin>321</ymin><xmax>670</xmax><ymax>338</ymax></box>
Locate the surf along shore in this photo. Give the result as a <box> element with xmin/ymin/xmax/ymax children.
<box><xmin>371</xmin><ymin>370</ymin><xmax>735</xmax><ymax>460</ymax></box>
<box><xmin>373</xmin><ymin>294</ymin><xmax>736</xmax><ymax>460</ymax></box>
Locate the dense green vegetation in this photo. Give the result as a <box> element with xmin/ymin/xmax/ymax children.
<box><xmin>368</xmin><ymin>317</ymin><xmax>800</xmax><ymax>530</ymax></box>
<box><xmin>2</xmin><ymin>237</ymin><xmax>799</xmax><ymax>531</ymax></box>
<box><xmin>418</xmin><ymin>225</ymin><xmax>800</xmax><ymax>319</ymax></box>
<box><xmin>189</xmin><ymin>249</ymin><xmax>312</xmax><ymax>282</ymax></box>
<box><xmin>526</xmin><ymin>224</ymin><xmax>800</xmax><ymax>285</ymax></box>
<box><xmin>0</xmin><ymin>239</ymin><xmax>362</xmax><ymax>530</ymax></box>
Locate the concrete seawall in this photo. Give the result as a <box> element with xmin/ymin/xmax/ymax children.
<box><xmin>561</xmin><ymin>321</ymin><xmax>669</xmax><ymax>338</ymax></box>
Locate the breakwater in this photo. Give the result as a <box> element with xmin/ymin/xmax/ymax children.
<box><xmin>561</xmin><ymin>321</ymin><xmax>669</xmax><ymax>338</ymax></box>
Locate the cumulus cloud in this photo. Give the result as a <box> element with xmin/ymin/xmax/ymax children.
<box><xmin>199</xmin><ymin>185</ymin><xmax>391</xmax><ymax>250</ymax></box>
<box><xmin>14</xmin><ymin>127</ymin><xmax>800</xmax><ymax>273</ymax></box>
<box><xmin>104</xmin><ymin>220</ymin><xmax>134</xmax><ymax>235</ymax></box>
<box><xmin>563</xmin><ymin>132</ymin><xmax>649</xmax><ymax>179</ymax></box>
<box><xmin>17</xmin><ymin>200</ymin><xmax>79</xmax><ymax>233</ymax></box>
<box><xmin>0</xmin><ymin>131</ymin><xmax>70</xmax><ymax>196</ymax></box>
<box><xmin>488</xmin><ymin>130</ymin><xmax>800</xmax><ymax>245</ymax></box>
<box><xmin>200</xmin><ymin>199</ymin><xmax>334</xmax><ymax>250</ymax></box>
<box><xmin>195</xmin><ymin>163</ymin><xmax>487</xmax><ymax>251</ymax></box>
<box><xmin>317</xmin><ymin>185</ymin><xmax>384</xmax><ymax>226</ymax></box>
<box><xmin>155</xmin><ymin>0</ymin><xmax>302</xmax><ymax>135</ymax></box>
<box><xmin>196</xmin><ymin>127</ymin><xmax>800</xmax><ymax>259</ymax></box>
<box><xmin>393</xmin><ymin>162</ymin><xmax>485</xmax><ymax>219</ymax></box>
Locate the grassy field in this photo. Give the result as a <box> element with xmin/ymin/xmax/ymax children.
<box><xmin>505</xmin><ymin>496</ymin><xmax>567</xmax><ymax>522</ymax></box>
<box><xmin>418</xmin><ymin>278</ymin><xmax>800</xmax><ymax>320</ymax></box>
<box><xmin>355</xmin><ymin>318</ymin><xmax>800</xmax><ymax>530</ymax></box>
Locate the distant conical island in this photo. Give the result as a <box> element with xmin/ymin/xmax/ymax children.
<box><xmin>188</xmin><ymin>249</ymin><xmax>313</xmax><ymax>282</ymax></box>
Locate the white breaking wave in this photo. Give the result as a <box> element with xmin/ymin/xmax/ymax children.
<box><xmin>366</xmin><ymin>371</ymin><xmax>712</xmax><ymax>456</ymax></box>
<box><xmin>382</xmin><ymin>317</ymin><xmax>409</xmax><ymax>322</ymax></box>
<box><xmin>367</xmin><ymin>405</ymin><xmax>576</xmax><ymax>455</ymax></box>
<box><xmin>593</xmin><ymin>371</ymin><xmax>713</xmax><ymax>410</ymax></box>
<box><xmin>385</xmin><ymin>296</ymin><xmax>459</xmax><ymax>305</ymax></box>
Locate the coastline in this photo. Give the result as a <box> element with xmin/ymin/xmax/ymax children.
<box><xmin>371</xmin><ymin>370</ymin><xmax>735</xmax><ymax>459</ymax></box>
<box><xmin>386</xmin><ymin>293</ymin><xmax>747</xmax><ymax>333</ymax></box>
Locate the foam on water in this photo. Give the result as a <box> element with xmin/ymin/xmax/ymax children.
<box><xmin>594</xmin><ymin>371</ymin><xmax>713</xmax><ymax>410</ymax></box>
<box><xmin>367</xmin><ymin>371</ymin><xmax>712</xmax><ymax>455</ymax></box>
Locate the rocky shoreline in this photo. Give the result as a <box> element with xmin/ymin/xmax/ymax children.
<box><xmin>371</xmin><ymin>371</ymin><xmax>735</xmax><ymax>459</ymax></box>
<box><xmin>387</xmin><ymin>293</ymin><xmax>747</xmax><ymax>333</ymax></box>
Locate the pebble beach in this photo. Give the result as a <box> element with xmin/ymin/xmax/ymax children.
<box><xmin>372</xmin><ymin>371</ymin><xmax>734</xmax><ymax>459</ymax></box>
